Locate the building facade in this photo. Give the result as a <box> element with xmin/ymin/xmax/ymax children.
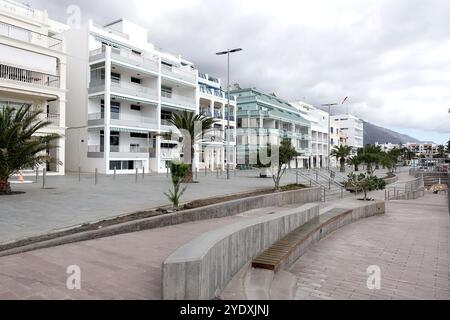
<box><xmin>0</xmin><ymin>0</ymin><xmax>67</xmax><ymax>175</ymax></box>
<box><xmin>233</xmin><ymin>89</ymin><xmax>311</xmax><ymax>168</ymax></box>
<box><xmin>64</xmin><ymin>19</ymin><xmax>199</xmax><ymax>174</ymax></box>
<box><xmin>198</xmin><ymin>72</ymin><xmax>237</xmax><ymax>171</ymax></box>
<box><xmin>406</xmin><ymin>142</ymin><xmax>438</xmax><ymax>157</ymax></box>
<box><xmin>331</xmin><ymin>114</ymin><xmax>364</xmax><ymax>151</ymax></box>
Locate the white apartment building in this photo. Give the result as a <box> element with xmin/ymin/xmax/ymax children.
<box><xmin>291</xmin><ymin>101</ymin><xmax>343</xmax><ymax>168</ymax></box>
<box><xmin>331</xmin><ymin>114</ymin><xmax>364</xmax><ymax>151</ymax></box>
<box><xmin>375</xmin><ymin>142</ymin><xmax>401</xmax><ymax>152</ymax></box>
<box><xmin>64</xmin><ymin>19</ymin><xmax>199</xmax><ymax>174</ymax></box>
<box><xmin>198</xmin><ymin>72</ymin><xmax>237</xmax><ymax>171</ymax></box>
<box><xmin>406</xmin><ymin>142</ymin><xmax>438</xmax><ymax>157</ymax></box>
<box><xmin>0</xmin><ymin>0</ymin><xmax>67</xmax><ymax>175</ymax></box>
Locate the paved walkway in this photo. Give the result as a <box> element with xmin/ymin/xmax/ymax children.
<box><xmin>0</xmin><ymin>170</ymin><xmax>299</xmax><ymax>244</ymax></box>
<box><xmin>221</xmin><ymin>193</ymin><xmax>450</xmax><ymax>300</ymax></box>
<box><xmin>0</xmin><ymin>206</ymin><xmax>285</xmax><ymax>300</ymax></box>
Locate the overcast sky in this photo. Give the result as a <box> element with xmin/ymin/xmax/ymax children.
<box><xmin>27</xmin><ymin>0</ymin><xmax>450</xmax><ymax>144</ymax></box>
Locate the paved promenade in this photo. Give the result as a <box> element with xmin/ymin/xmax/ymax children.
<box><xmin>0</xmin><ymin>170</ymin><xmax>298</xmax><ymax>244</ymax></box>
<box><xmin>221</xmin><ymin>193</ymin><xmax>449</xmax><ymax>300</ymax></box>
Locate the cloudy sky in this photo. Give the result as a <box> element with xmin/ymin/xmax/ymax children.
<box><xmin>28</xmin><ymin>0</ymin><xmax>450</xmax><ymax>144</ymax></box>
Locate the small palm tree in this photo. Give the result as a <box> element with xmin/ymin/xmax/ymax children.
<box><xmin>0</xmin><ymin>105</ymin><xmax>60</xmax><ymax>194</ymax></box>
<box><xmin>168</xmin><ymin>110</ymin><xmax>216</xmax><ymax>182</ymax></box>
<box><xmin>437</xmin><ymin>145</ymin><xmax>445</xmax><ymax>158</ymax></box>
<box><xmin>348</xmin><ymin>155</ymin><xmax>361</xmax><ymax>172</ymax></box>
<box><xmin>331</xmin><ymin>145</ymin><xmax>353</xmax><ymax>173</ymax></box>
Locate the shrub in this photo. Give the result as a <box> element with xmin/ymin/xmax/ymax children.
<box><xmin>164</xmin><ymin>161</ymin><xmax>190</xmax><ymax>208</ymax></box>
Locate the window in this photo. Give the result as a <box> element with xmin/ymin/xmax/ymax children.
<box><xmin>111</xmin><ymin>72</ymin><xmax>121</xmax><ymax>83</ymax></box>
<box><xmin>130</xmin><ymin>132</ymin><xmax>148</xmax><ymax>138</ymax></box>
<box><xmin>161</xmin><ymin>143</ymin><xmax>178</xmax><ymax>149</ymax></box>
<box><xmin>130</xmin><ymin>104</ymin><xmax>141</xmax><ymax>111</ymax></box>
<box><xmin>131</xmin><ymin>77</ymin><xmax>141</xmax><ymax>84</ymax></box>
<box><xmin>161</xmin><ymin>86</ymin><xmax>172</xmax><ymax>98</ymax></box>
<box><xmin>131</xmin><ymin>50</ymin><xmax>141</xmax><ymax>55</ymax></box>
<box><xmin>161</xmin><ymin>110</ymin><xmax>172</xmax><ymax>120</ymax></box>
<box><xmin>110</xmin><ymin>161</ymin><xmax>121</xmax><ymax>170</ymax></box>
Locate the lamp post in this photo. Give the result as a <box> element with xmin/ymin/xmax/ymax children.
<box><xmin>216</xmin><ymin>48</ymin><xmax>242</xmax><ymax>180</ymax></box>
<box><xmin>322</xmin><ymin>97</ymin><xmax>348</xmax><ymax>170</ymax></box>
<box><xmin>322</xmin><ymin>103</ymin><xmax>337</xmax><ymax>170</ymax></box>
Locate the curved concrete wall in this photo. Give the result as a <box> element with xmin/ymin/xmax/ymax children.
<box><xmin>162</xmin><ymin>203</ymin><xmax>320</xmax><ymax>300</ymax></box>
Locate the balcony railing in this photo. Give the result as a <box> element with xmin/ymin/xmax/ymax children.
<box><xmin>111</xmin><ymin>49</ymin><xmax>158</xmax><ymax>72</ymax></box>
<box><xmin>0</xmin><ymin>21</ymin><xmax>63</xmax><ymax>50</ymax></box>
<box><xmin>110</xmin><ymin>146</ymin><xmax>149</xmax><ymax>153</ymax></box>
<box><xmin>88</xmin><ymin>112</ymin><xmax>158</xmax><ymax>129</ymax></box>
<box><xmin>93</xmin><ymin>23</ymin><xmax>129</xmax><ymax>40</ymax></box>
<box><xmin>161</xmin><ymin>64</ymin><xmax>196</xmax><ymax>83</ymax></box>
<box><xmin>110</xmin><ymin>81</ymin><xmax>158</xmax><ymax>101</ymax></box>
<box><xmin>0</xmin><ymin>64</ymin><xmax>60</xmax><ymax>88</ymax></box>
<box><xmin>161</xmin><ymin>93</ymin><xmax>196</xmax><ymax>109</ymax></box>
<box><xmin>0</xmin><ymin>0</ymin><xmax>45</xmax><ymax>20</ymax></box>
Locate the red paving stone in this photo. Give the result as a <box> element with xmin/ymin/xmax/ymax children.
<box><xmin>0</xmin><ymin>215</ymin><xmax>246</xmax><ymax>300</ymax></box>
<box><xmin>289</xmin><ymin>194</ymin><xmax>450</xmax><ymax>300</ymax></box>
<box><xmin>0</xmin><ymin>192</ymin><xmax>449</xmax><ymax>300</ymax></box>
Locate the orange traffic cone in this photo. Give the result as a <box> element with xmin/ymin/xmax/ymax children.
<box><xmin>18</xmin><ymin>170</ymin><xmax>24</xmax><ymax>182</ymax></box>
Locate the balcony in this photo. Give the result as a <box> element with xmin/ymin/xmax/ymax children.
<box><xmin>110</xmin><ymin>81</ymin><xmax>158</xmax><ymax>101</ymax></box>
<box><xmin>161</xmin><ymin>64</ymin><xmax>196</xmax><ymax>84</ymax></box>
<box><xmin>111</xmin><ymin>50</ymin><xmax>158</xmax><ymax>72</ymax></box>
<box><xmin>161</xmin><ymin>92</ymin><xmax>196</xmax><ymax>110</ymax></box>
<box><xmin>93</xmin><ymin>23</ymin><xmax>129</xmax><ymax>40</ymax></box>
<box><xmin>0</xmin><ymin>21</ymin><xmax>62</xmax><ymax>51</ymax></box>
<box><xmin>213</xmin><ymin>110</ymin><xmax>223</xmax><ymax>119</ymax></box>
<box><xmin>0</xmin><ymin>64</ymin><xmax>60</xmax><ymax>88</ymax></box>
<box><xmin>88</xmin><ymin>112</ymin><xmax>158</xmax><ymax>130</ymax></box>
<box><xmin>0</xmin><ymin>0</ymin><xmax>45</xmax><ymax>21</ymax></box>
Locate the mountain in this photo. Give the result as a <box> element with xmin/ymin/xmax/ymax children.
<box><xmin>363</xmin><ymin>122</ymin><xmax>422</xmax><ymax>145</ymax></box>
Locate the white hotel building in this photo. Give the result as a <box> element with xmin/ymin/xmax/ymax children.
<box><xmin>198</xmin><ymin>72</ymin><xmax>237</xmax><ymax>171</ymax></box>
<box><xmin>64</xmin><ymin>19</ymin><xmax>203</xmax><ymax>174</ymax></box>
<box><xmin>0</xmin><ymin>0</ymin><xmax>67</xmax><ymax>175</ymax></box>
<box><xmin>331</xmin><ymin>114</ymin><xmax>364</xmax><ymax>151</ymax></box>
<box><xmin>291</xmin><ymin>101</ymin><xmax>343</xmax><ymax>168</ymax></box>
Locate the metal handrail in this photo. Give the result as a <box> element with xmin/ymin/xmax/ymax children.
<box><xmin>314</xmin><ymin>169</ymin><xmax>345</xmax><ymax>189</ymax></box>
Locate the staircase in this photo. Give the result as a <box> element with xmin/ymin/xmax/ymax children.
<box><xmin>291</xmin><ymin>169</ymin><xmax>351</xmax><ymax>202</ymax></box>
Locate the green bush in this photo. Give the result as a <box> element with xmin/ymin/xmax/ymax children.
<box><xmin>347</xmin><ymin>173</ymin><xmax>386</xmax><ymax>200</ymax></box>
<box><xmin>164</xmin><ymin>161</ymin><xmax>190</xmax><ymax>208</ymax></box>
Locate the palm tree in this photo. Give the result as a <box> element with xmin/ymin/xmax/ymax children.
<box><xmin>348</xmin><ymin>155</ymin><xmax>361</xmax><ymax>172</ymax></box>
<box><xmin>359</xmin><ymin>144</ymin><xmax>383</xmax><ymax>174</ymax></box>
<box><xmin>0</xmin><ymin>105</ymin><xmax>60</xmax><ymax>195</ymax></box>
<box><xmin>168</xmin><ymin>110</ymin><xmax>216</xmax><ymax>182</ymax></box>
<box><xmin>437</xmin><ymin>145</ymin><xmax>445</xmax><ymax>158</ymax></box>
<box><xmin>331</xmin><ymin>145</ymin><xmax>353</xmax><ymax>173</ymax></box>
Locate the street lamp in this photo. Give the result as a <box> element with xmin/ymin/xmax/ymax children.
<box><xmin>216</xmin><ymin>48</ymin><xmax>242</xmax><ymax>180</ymax></box>
<box><xmin>322</xmin><ymin>97</ymin><xmax>348</xmax><ymax>171</ymax></box>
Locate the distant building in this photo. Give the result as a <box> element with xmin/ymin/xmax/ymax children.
<box><xmin>232</xmin><ymin>89</ymin><xmax>311</xmax><ymax>168</ymax></box>
<box><xmin>406</xmin><ymin>143</ymin><xmax>438</xmax><ymax>157</ymax></box>
<box><xmin>375</xmin><ymin>142</ymin><xmax>401</xmax><ymax>152</ymax></box>
<box><xmin>198</xmin><ymin>72</ymin><xmax>237</xmax><ymax>171</ymax></box>
<box><xmin>291</xmin><ymin>101</ymin><xmax>342</xmax><ymax>168</ymax></box>
<box><xmin>331</xmin><ymin>114</ymin><xmax>364</xmax><ymax>151</ymax></box>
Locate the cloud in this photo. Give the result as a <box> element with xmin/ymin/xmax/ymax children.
<box><xmin>28</xmin><ymin>0</ymin><xmax>450</xmax><ymax>137</ymax></box>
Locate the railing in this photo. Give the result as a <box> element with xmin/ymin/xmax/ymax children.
<box><xmin>0</xmin><ymin>64</ymin><xmax>60</xmax><ymax>88</ymax></box>
<box><xmin>110</xmin><ymin>81</ymin><xmax>158</xmax><ymax>100</ymax></box>
<box><xmin>110</xmin><ymin>146</ymin><xmax>149</xmax><ymax>153</ymax></box>
<box><xmin>0</xmin><ymin>21</ymin><xmax>62</xmax><ymax>50</ymax></box>
<box><xmin>208</xmin><ymin>76</ymin><xmax>219</xmax><ymax>83</ymax></box>
<box><xmin>88</xmin><ymin>112</ymin><xmax>157</xmax><ymax>126</ymax></box>
<box><xmin>199</xmin><ymin>73</ymin><xmax>207</xmax><ymax>79</ymax></box>
<box><xmin>385</xmin><ymin>177</ymin><xmax>425</xmax><ymax>201</ymax></box>
<box><xmin>111</xmin><ymin>49</ymin><xmax>158</xmax><ymax>72</ymax></box>
<box><xmin>161</xmin><ymin>93</ymin><xmax>196</xmax><ymax>109</ymax></box>
<box><xmin>93</xmin><ymin>23</ymin><xmax>129</xmax><ymax>40</ymax></box>
<box><xmin>214</xmin><ymin>111</ymin><xmax>223</xmax><ymax>119</ymax></box>
<box><xmin>200</xmin><ymin>110</ymin><xmax>212</xmax><ymax>117</ymax></box>
<box><xmin>161</xmin><ymin>65</ymin><xmax>196</xmax><ymax>83</ymax></box>
<box><xmin>0</xmin><ymin>0</ymin><xmax>45</xmax><ymax>20</ymax></box>
<box><xmin>88</xmin><ymin>145</ymin><xmax>103</xmax><ymax>153</ymax></box>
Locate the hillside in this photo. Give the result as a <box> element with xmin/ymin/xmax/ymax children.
<box><xmin>363</xmin><ymin>122</ymin><xmax>422</xmax><ymax>145</ymax></box>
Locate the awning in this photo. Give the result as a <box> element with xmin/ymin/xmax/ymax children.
<box><xmin>110</xmin><ymin>127</ymin><xmax>151</xmax><ymax>134</ymax></box>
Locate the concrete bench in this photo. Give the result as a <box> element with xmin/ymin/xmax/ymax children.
<box><xmin>252</xmin><ymin>202</ymin><xmax>385</xmax><ymax>273</ymax></box>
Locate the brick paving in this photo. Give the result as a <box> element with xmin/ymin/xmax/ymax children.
<box><xmin>0</xmin><ymin>214</ymin><xmax>249</xmax><ymax>300</ymax></box>
<box><xmin>288</xmin><ymin>194</ymin><xmax>450</xmax><ymax>300</ymax></box>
